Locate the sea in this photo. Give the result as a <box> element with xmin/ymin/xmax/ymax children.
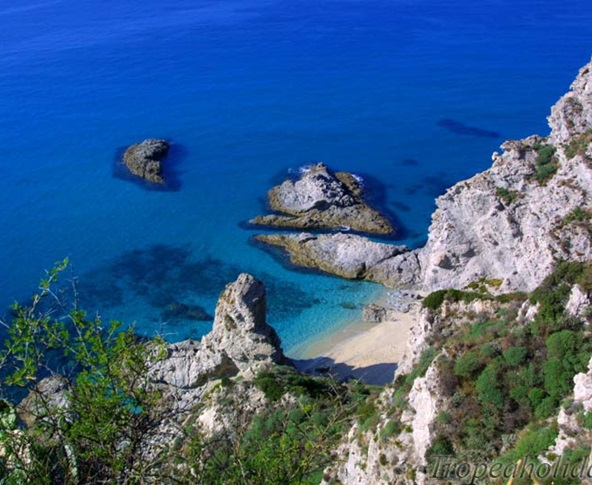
<box><xmin>1</xmin><ymin>0</ymin><xmax>591</xmax><ymax>353</ymax></box>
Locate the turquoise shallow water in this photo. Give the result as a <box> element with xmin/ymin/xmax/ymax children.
<box><xmin>1</xmin><ymin>0</ymin><xmax>591</xmax><ymax>353</ymax></box>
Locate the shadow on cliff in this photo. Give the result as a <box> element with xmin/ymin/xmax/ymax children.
<box><xmin>292</xmin><ymin>357</ymin><xmax>397</xmax><ymax>386</ymax></box>
<box><xmin>112</xmin><ymin>140</ymin><xmax>187</xmax><ymax>192</ymax></box>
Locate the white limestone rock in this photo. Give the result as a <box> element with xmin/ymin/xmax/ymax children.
<box><xmin>402</xmin><ymin>359</ymin><xmax>444</xmax><ymax>466</ymax></box>
<box><xmin>566</xmin><ymin>284</ymin><xmax>591</xmax><ymax>321</ymax></box>
<box><xmin>250</xmin><ymin>163</ymin><xmax>395</xmax><ymax>235</ymax></box>
<box><xmin>151</xmin><ymin>273</ymin><xmax>285</xmax><ymax>389</ymax></box>
<box><xmin>255</xmin><ymin>232</ymin><xmax>418</xmax><ymax>286</ymax></box>
<box><xmin>419</xmin><ymin>61</ymin><xmax>592</xmax><ymax>293</ymax></box>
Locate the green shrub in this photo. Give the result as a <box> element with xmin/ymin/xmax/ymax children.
<box><xmin>496</xmin><ymin>187</ymin><xmax>520</xmax><ymax>204</ymax></box>
<box><xmin>530</xmin><ymin>261</ymin><xmax>586</xmax><ymax>324</ymax></box>
<box><xmin>253</xmin><ymin>371</ymin><xmax>286</xmax><ymax>401</ymax></box>
<box><xmin>508</xmin><ymin>425</ymin><xmax>558</xmax><ymax>461</ymax></box>
<box><xmin>562</xmin><ymin>207</ymin><xmax>591</xmax><ymax>226</ymax></box>
<box><xmin>436</xmin><ymin>412</ymin><xmax>452</xmax><ymax>425</ymax></box>
<box><xmin>479</xmin><ymin>343</ymin><xmax>499</xmax><ymax>359</ymax></box>
<box><xmin>427</xmin><ymin>436</ymin><xmax>454</xmax><ymax>457</ymax></box>
<box><xmin>577</xmin><ymin>262</ymin><xmax>592</xmax><ymax>293</ymax></box>
<box><xmin>358</xmin><ymin>400</ymin><xmax>379</xmax><ymax>432</ymax></box>
<box><xmin>564</xmin><ymin>129</ymin><xmax>592</xmax><ymax>159</ymax></box>
<box><xmin>543</xmin><ymin>330</ymin><xmax>587</xmax><ymax>403</ymax></box>
<box><xmin>531</xmin><ymin>142</ymin><xmax>558</xmax><ymax>184</ymax></box>
<box><xmin>583</xmin><ymin>411</ymin><xmax>592</xmax><ymax>430</ymax></box>
<box><xmin>253</xmin><ymin>367</ymin><xmax>333</xmax><ymax>402</ymax></box>
<box><xmin>422</xmin><ymin>290</ymin><xmax>447</xmax><ymax>310</ymax></box>
<box><xmin>422</xmin><ymin>289</ymin><xmax>487</xmax><ymax>310</ymax></box>
<box><xmin>379</xmin><ymin>420</ymin><xmax>400</xmax><ymax>441</ymax></box>
<box><xmin>534</xmin><ymin>396</ymin><xmax>558</xmax><ymax>419</ymax></box>
<box><xmin>535</xmin><ymin>162</ymin><xmax>558</xmax><ymax>183</ymax></box>
<box><xmin>503</xmin><ymin>346</ymin><xmax>527</xmax><ymax>367</ymax></box>
<box><xmin>476</xmin><ymin>363</ymin><xmax>505</xmax><ymax>410</ymax></box>
<box><xmin>454</xmin><ymin>351</ymin><xmax>483</xmax><ymax>379</ymax></box>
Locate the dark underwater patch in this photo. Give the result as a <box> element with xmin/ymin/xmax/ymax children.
<box><xmin>391</xmin><ymin>200</ymin><xmax>411</xmax><ymax>212</ymax></box>
<box><xmin>399</xmin><ymin>158</ymin><xmax>419</xmax><ymax>166</ymax></box>
<box><xmin>112</xmin><ymin>140</ymin><xmax>187</xmax><ymax>192</ymax></box>
<box><xmin>75</xmin><ymin>244</ymin><xmax>322</xmax><ymax>338</ymax></box>
<box><xmin>421</xmin><ymin>172</ymin><xmax>452</xmax><ymax>197</ymax></box>
<box><xmin>255</xmin><ymin>270</ymin><xmax>324</xmax><ymax>322</ymax></box>
<box><xmin>437</xmin><ymin>118</ymin><xmax>501</xmax><ymax>139</ymax></box>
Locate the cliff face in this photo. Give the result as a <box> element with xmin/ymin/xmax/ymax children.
<box><xmin>419</xmin><ymin>61</ymin><xmax>592</xmax><ymax>292</ymax></box>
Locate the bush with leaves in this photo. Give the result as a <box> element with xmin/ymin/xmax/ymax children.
<box><xmin>0</xmin><ymin>260</ymin><xmax>173</xmax><ymax>483</ymax></box>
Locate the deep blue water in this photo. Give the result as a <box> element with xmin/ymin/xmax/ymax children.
<box><xmin>1</xmin><ymin>0</ymin><xmax>591</xmax><ymax>352</ymax></box>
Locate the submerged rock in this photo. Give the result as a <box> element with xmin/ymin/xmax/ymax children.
<box><xmin>255</xmin><ymin>232</ymin><xmax>420</xmax><ymax>287</ymax></box>
<box><xmin>161</xmin><ymin>301</ymin><xmax>212</xmax><ymax>322</ymax></box>
<box><xmin>123</xmin><ymin>139</ymin><xmax>170</xmax><ymax>184</ymax></box>
<box><xmin>250</xmin><ymin>163</ymin><xmax>395</xmax><ymax>235</ymax></box>
<box><xmin>16</xmin><ymin>375</ymin><xmax>70</xmax><ymax>428</ymax></box>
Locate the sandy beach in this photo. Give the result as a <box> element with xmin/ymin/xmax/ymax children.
<box><xmin>291</xmin><ymin>294</ymin><xmax>419</xmax><ymax>385</ymax></box>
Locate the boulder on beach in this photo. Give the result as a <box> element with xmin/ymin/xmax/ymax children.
<box><xmin>123</xmin><ymin>139</ymin><xmax>170</xmax><ymax>184</ymax></box>
<box><xmin>250</xmin><ymin>163</ymin><xmax>395</xmax><ymax>235</ymax></box>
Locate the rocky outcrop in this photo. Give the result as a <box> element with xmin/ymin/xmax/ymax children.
<box><xmin>201</xmin><ymin>273</ymin><xmax>285</xmax><ymax>372</ymax></box>
<box><xmin>325</xmin><ymin>356</ymin><xmax>446</xmax><ymax>485</ymax></box>
<box><xmin>418</xmin><ymin>61</ymin><xmax>592</xmax><ymax>293</ymax></box>
<box><xmin>255</xmin><ymin>232</ymin><xmax>420</xmax><ymax>287</ymax></box>
<box><xmin>362</xmin><ymin>303</ymin><xmax>398</xmax><ymax>322</ymax></box>
<box><xmin>401</xmin><ymin>359</ymin><xmax>445</xmax><ymax>467</ymax></box>
<box><xmin>152</xmin><ymin>273</ymin><xmax>286</xmax><ymax>390</ymax></box>
<box><xmin>16</xmin><ymin>375</ymin><xmax>70</xmax><ymax>428</ymax></box>
<box><xmin>362</xmin><ymin>291</ymin><xmax>420</xmax><ymax>322</ymax></box>
<box><xmin>123</xmin><ymin>139</ymin><xmax>169</xmax><ymax>183</ymax></box>
<box><xmin>250</xmin><ymin>163</ymin><xmax>395</xmax><ymax>235</ymax></box>
<box><xmin>547</xmin><ymin>356</ymin><xmax>592</xmax><ymax>463</ymax></box>
<box><xmin>566</xmin><ymin>284</ymin><xmax>591</xmax><ymax>321</ymax></box>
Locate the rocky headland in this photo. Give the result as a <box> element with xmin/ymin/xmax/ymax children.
<box><xmin>250</xmin><ymin>163</ymin><xmax>395</xmax><ymax>235</ymax></box>
<box><xmin>122</xmin><ymin>138</ymin><xmax>170</xmax><ymax>184</ymax></box>
<box><xmin>255</xmin><ymin>61</ymin><xmax>592</xmax><ymax>296</ymax></box>
<box><xmin>419</xmin><ymin>60</ymin><xmax>592</xmax><ymax>292</ymax></box>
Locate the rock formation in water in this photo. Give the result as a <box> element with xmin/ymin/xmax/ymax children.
<box><xmin>122</xmin><ymin>139</ymin><xmax>170</xmax><ymax>184</ymax></box>
<box><xmin>250</xmin><ymin>163</ymin><xmax>395</xmax><ymax>235</ymax></box>
<box><xmin>255</xmin><ymin>232</ymin><xmax>420</xmax><ymax>287</ymax></box>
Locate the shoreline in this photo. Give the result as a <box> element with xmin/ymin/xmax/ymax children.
<box><xmin>289</xmin><ymin>288</ymin><xmax>419</xmax><ymax>385</ymax></box>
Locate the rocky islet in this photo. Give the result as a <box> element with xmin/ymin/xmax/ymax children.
<box><xmin>122</xmin><ymin>138</ymin><xmax>170</xmax><ymax>184</ymax></box>
<box><xmin>250</xmin><ymin>163</ymin><xmax>395</xmax><ymax>235</ymax></box>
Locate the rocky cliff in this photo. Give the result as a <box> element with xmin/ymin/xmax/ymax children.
<box><xmin>419</xmin><ymin>61</ymin><xmax>592</xmax><ymax>292</ymax></box>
